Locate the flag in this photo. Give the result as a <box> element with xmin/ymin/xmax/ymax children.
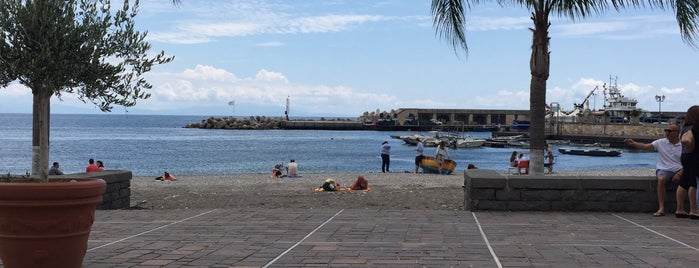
<box><xmin>228</xmin><ymin>100</ymin><xmax>235</xmax><ymax>106</ymax></box>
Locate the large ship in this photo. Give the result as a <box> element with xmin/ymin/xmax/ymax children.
<box><xmin>600</xmin><ymin>75</ymin><xmax>640</xmax><ymax>119</ymax></box>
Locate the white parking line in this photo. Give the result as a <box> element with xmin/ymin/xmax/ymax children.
<box><xmin>87</xmin><ymin>210</ymin><xmax>216</xmax><ymax>252</ymax></box>
<box><xmin>472</xmin><ymin>212</ymin><xmax>503</xmax><ymax>268</ymax></box>
<box><xmin>263</xmin><ymin>209</ymin><xmax>344</xmax><ymax>268</ymax></box>
<box><xmin>613</xmin><ymin>213</ymin><xmax>699</xmax><ymax>251</ymax></box>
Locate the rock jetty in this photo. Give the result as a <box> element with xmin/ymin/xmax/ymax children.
<box><xmin>185</xmin><ymin>116</ymin><xmax>359</xmax><ymax>130</ymax></box>
<box><xmin>185</xmin><ymin>116</ymin><xmax>285</xmax><ymax>130</ymax></box>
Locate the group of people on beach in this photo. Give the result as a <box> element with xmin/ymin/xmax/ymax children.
<box><xmin>48</xmin><ymin>158</ymin><xmax>106</xmax><ymax>175</ymax></box>
<box><xmin>625</xmin><ymin>105</ymin><xmax>699</xmax><ymax>218</ymax></box>
<box><xmin>319</xmin><ymin>176</ymin><xmax>369</xmax><ymax>192</ymax></box>
<box><xmin>380</xmin><ymin>138</ymin><xmax>456</xmax><ymax>174</ymax></box>
<box><xmin>509</xmin><ymin>145</ymin><xmax>554</xmax><ymax>175</ymax></box>
<box><xmin>270</xmin><ymin>159</ymin><xmax>299</xmax><ymax>178</ymax></box>
<box><xmin>384</xmin><ymin>138</ymin><xmax>483</xmax><ymax>174</ymax></box>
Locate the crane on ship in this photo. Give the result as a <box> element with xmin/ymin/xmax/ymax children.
<box><xmin>573</xmin><ymin>85</ymin><xmax>599</xmax><ymax>114</ymax></box>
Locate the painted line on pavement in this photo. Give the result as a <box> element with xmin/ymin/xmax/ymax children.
<box><xmin>88</xmin><ymin>209</ymin><xmax>216</xmax><ymax>252</ymax></box>
<box><xmin>263</xmin><ymin>209</ymin><xmax>344</xmax><ymax>268</ymax></box>
<box><xmin>613</xmin><ymin>213</ymin><xmax>699</xmax><ymax>251</ymax></box>
<box><xmin>472</xmin><ymin>212</ymin><xmax>503</xmax><ymax>268</ymax></box>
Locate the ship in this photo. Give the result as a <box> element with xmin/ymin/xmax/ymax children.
<box><xmin>547</xmin><ymin>75</ymin><xmax>642</xmax><ymax>123</ymax></box>
<box><xmin>599</xmin><ymin>75</ymin><xmax>640</xmax><ymax>119</ymax></box>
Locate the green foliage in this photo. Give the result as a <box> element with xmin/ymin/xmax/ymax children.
<box><xmin>0</xmin><ymin>173</ymin><xmax>12</xmax><ymax>182</ymax></box>
<box><xmin>0</xmin><ymin>0</ymin><xmax>173</xmax><ymax>181</ymax></box>
<box><xmin>0</xmin><ymin>171</ymin><xmax>34</xmax><ymax>182</ymax></box>
<box><xmin>0</xmin><ymin>0</ymin><xmax>173</xmax><ymax>111</ymax></box>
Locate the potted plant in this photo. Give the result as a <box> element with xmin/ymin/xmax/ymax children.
<box><xmin>0</xmin><ymin>0</ymin><xmax>171</xmax><ymax>267</ymax></box>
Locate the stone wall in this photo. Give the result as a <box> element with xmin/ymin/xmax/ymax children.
<box><xmin>50</xmin><ymin>170</ymin><xmax>131</xmax><ymax>210</ymax></box>
<box><xmin>463</xmin><ymin>169</ymin><xmax>686</xmax><ymax>212</ymax></box>
<box><xmin>560</xmin><ymin>123</ymin><xmax>665</xmax><ymax>137</ymax></box>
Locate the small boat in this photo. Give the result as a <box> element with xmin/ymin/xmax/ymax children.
<box><xmin>557</xmin><ymin>148</ymin><xmax>622</xmax><ymax>157</ymax></box>
<box><xmin>419</xmin><ymin>156</ymin><xmax>456</xmax><ymax>175</ymax></box>
<box><xmin>453</xmin><ymin>137</ymin><xmax>486</xmax><ymax>148</ymax></box>
<box><xmin>483</xmin><ymin>140</ymin><xmax>509</xmax><ymax>148</ymax></box>
<box><xmin>468</xmin><ymin>125</ymin><xmax>499</xmax><ymax>132</ymax></box>
<box><xmin>569</xmin><ymin>141</ymin><xmax>610</xmax><ymax>147</ymax></box>
<box><xmin>510</xmin><ymin>120</ymin><xmax>530</xmax><ymax>131</ymax></box>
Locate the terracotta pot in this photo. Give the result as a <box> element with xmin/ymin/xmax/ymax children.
<box><xmin>0</xmin><ymin>179</ymin><xmax>106</xmax><ymax>268</ymax></box>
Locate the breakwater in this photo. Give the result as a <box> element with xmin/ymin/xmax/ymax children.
<box><xmin>185</xmin><ymin>116</ymin><xmax>286</xmax><ymax>129</ymax></box>
<box><xmin>185</xmin><ymin>116</ymin><xmax>427</xmax><ymax>131</ymax></box>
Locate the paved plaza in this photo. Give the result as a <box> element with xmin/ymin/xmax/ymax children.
<box><xmin>82</xmin><ymin>209</ymin><xmax>699</xmax><ymax>267</ymax></box>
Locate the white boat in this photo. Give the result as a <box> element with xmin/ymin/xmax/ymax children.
<box><xmin>453</xmin><ymin>137</ymin><xmax>486</xmax><ymax>148</ymax></box>
<box><xmin>401</xmin><ymin>131</ymin><xmax>453</xmax><ymax>146</ymax></box>
<box><xmin>601</xmin><ymin>75</ymin><xmax>640</xmax><ymax>118</ymax></box>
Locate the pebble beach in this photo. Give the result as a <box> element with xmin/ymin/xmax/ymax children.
<box><xmin>130</xmin><ymin>168</ymin><xmax>655</xmax><ymax>211</ymax></box>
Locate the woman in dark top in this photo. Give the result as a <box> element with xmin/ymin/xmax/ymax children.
<box><xmin>676</xmin><ymin>105</ymin><xmax>699</xmax><ymax>218</ymax></box>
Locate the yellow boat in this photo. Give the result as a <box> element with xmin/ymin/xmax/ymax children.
<box><xmin>420</xmin><ymin>156</ymin><xmax>456</xmax><ymax>175</ymax></box>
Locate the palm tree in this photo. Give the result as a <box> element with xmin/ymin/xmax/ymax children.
<box><xmin>432</xmin><ymin>0</ymin><xmax>698</xmax><ymax>175</ymax></box>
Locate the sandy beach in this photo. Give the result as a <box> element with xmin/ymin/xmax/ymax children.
<box><xmin>130</xmin><ymin>168</ymin><xmax>655</xmax><ymax>211</ymax></box>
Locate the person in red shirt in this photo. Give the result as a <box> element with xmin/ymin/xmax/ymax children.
<box><xmin>85</xmin><ymin>158</ymin><xmax>100</xmax><ymax>172</ymax></box>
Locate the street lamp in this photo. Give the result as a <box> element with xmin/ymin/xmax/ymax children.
<box><xmin>655</xmin><ymin>95</ymin><xmax>665</xmax><ymax>123</ymax></box>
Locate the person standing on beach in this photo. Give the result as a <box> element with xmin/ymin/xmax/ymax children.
<box><xmin>625</xmin><ymin>123</ymin><xmax>682</xmax><ymax>217</ymax></box>
<box><xmin>414</xmin><ymin>138</ymin><xmax>424</xmax><ymax>174</ymax></box>
<box><xmin>435</xmin><ymin>141</ymin><xmax>450</xmax><ymax>174</ymax></box>
<box><xmin>380</xmin><ymin>141</ymin><xmax>391</xmax><ymax>173</ymax></box>
<box><xmin>678</xmin><ymin>105</ymin><xmax>699</xmax><ymax>218</ymax></box>
<box><xmin>544</xmin><ymin>144</ymin><xmax>554</xmax><ymax>174</ymax></box>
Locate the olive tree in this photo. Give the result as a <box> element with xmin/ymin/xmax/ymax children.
<box><xmin>432</xmin><ymin>0</ymin><xmax>698</xmax><ymax>175</ymax></box>
<box><xmin>0</xmin><ymin>0</ymin><xmax>173</xmax><ymax>181</ymax></box>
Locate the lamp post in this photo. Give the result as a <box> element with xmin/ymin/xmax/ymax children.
<box><xmin>655</xmin><ymin>95</ymin><xmax>665</xmax><ymax>123</ymax></box>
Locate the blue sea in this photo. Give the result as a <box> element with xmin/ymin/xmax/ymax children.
<box><xmin>0</xmin><ymin>113</ymin><xmax>657</xmax><ymax>176</ymax></box>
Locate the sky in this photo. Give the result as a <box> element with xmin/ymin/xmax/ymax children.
<box><xmin>1</xmin><ymin>0</ymin><xmax>698</xmax><ymax>117</ymax></box>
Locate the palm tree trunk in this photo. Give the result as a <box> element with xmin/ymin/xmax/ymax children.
<box><xmin>528</xmin><ymin>8</ymin><xmax>551</xmax><ymax>176</ymax></box>
<box><xmin>31</xmin><ymin>88</ymin><xmax>51</xmax><ymax>181</ymax></box>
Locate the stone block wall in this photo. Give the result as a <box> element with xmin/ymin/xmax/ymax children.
<box><xmin>560</xmin><ymin>123</ymin><xmax>665</xmax><ymax>137</ymax></box>
<box><xmin>464</xmin><ymin>169</ymin><xmax>686</xmax><ymax>212</ymax></box>
<box><xmin>50</xmin><ymin>170</ymin><xmax>131</xmax><ymax>210</ymax></box>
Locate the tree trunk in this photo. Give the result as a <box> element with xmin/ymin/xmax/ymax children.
<box><xmin>528</xmin><ymin>9</ymin><xmax>551</xmax><ymax>176</ymax></box>
<box><xmin>31</xmin><ymin>88</ymin><xmax>51</xmax><ymax>182</ymax></box>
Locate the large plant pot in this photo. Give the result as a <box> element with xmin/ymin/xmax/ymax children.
<box><xmin>0</xmin><ymin>179</ymin><xmax>106</xmax><ymax>268</ymax></box>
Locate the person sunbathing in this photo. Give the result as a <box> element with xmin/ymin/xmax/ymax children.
<box><xmin>155</xmin><ymin>172</ymin><xmax>176</xmax><ymax>181</ymax></box>
<box><xmin>322</xmin><ymin>178</ymin><xmax>339</xmax><ymax>191</ymax></box>
<box><xmin>350</xmin><ymin>176</ymin><xmax>368</xmax><ymax>190</ymax></box>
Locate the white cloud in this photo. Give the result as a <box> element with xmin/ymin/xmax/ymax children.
<box><xmin>0</xmin><ymin>83</ymin><xmax>30</xmax><ymax>97</ymax></box>
<box><xmin>137</xmin><ymin>65</ymin><xmax>408</xmax><ymax>115</ymax></box>
<box><xmin>150</xmin><ymin>9</ymin><xmax>391</xmax><ymax>44</ymax></box>
<box><xmin>467</xmin><ymin>16</ymin><xmax>530</xmax><ymax>31</ymax></box>
<box><xmin>553</xmin><ymin>15</ymin><xmax>678</xmax><ymax>40</ymax></box>
<box><xmin>257</xmin><ymin>41</ymin><xmax>284</xmax><ymax>47</ymax></box>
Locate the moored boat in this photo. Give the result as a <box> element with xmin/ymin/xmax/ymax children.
<box><xmin>510</xmin><ymin>120</ymin><xmax>530</xmax><ymax>131</ymax></box>
<box><xmin>419</xmin><ymin>156</ymin><xmax>456</xmax><ymax>174</ymax></box>
<box><xmin>453</xmin><ymin>137</ymin><xmax>486</xmax><ymax>148</ymax></box>
<box><xmin>557</xmin><ymin>148</ymin><xmax>622</xmax><ymax>157</ymax></box>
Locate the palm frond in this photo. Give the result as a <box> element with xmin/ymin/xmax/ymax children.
<box><xmin>431</xmin><ymin>0</ymin><xmax>470</xmax><ymax>56</ymax></box>
<box><xmin>675</xmin><ymin>0</ymin><xmax>699</xmax><ymax>46</ymax></box>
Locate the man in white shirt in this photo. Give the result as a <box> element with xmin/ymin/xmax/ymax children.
<box><xmin>625</xmin><ymin>123</ymin><xmax>683</xmax><ymax>217</ymax></box>
<box><xmin>286</xmin><ymin>159</ymin><xmax>299</xmax><ymax>177</ymax></box>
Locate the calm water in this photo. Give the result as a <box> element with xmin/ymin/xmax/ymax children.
<box><xmin>0</xmin><ymin>113</ymin><xmax>657</xmax><ymax>176</ymax></box>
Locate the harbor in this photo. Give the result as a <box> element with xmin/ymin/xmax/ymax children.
<box><xmin>185</xmin><ymin>76</ymin><xmax>682</xmax><ymax>148</ymax></box>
